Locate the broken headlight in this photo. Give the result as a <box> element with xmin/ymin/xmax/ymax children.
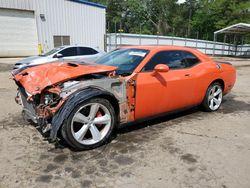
<box><xmin>44</xmin><ymin>92</ymin><xmax>60</xmax><ymax>107</ymax></box>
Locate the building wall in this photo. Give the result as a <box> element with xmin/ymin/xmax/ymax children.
<box><xmin>0</xmin><ymin>0</ymin><xmax>34</xmax><ymax>10</ymax></box>
<box><xmin>0</xmin><ymin>0</ymin><xmax>106</xmax><ymax>55</ymax></box>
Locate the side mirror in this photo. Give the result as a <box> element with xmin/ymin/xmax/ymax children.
<box><xmin>154</xmin><ymin>64</ymin><xmax>169</xmax><ymax>73</ymax></box>
<box><xmin>55</xmin><ymin>53</ymin><xmax>63</xmax><ymax>58</ymax></box>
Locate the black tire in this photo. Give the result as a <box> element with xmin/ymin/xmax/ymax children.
<box><xmin>201</xmin><ymin>82</ymin><xmax>223</xmax><ymax>112</ymax></box>
<box><xmin>61</xmin><ymin>98</ymin><xmax>117</xmax><ymax>150</ymax></box>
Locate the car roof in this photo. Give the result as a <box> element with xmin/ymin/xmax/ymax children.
<box><xmin>121</xmin><ymin>45</ymin><xmax>198</xmax><ymax>51</ymax></box>
<box><xmin>62</xmin><ymin>45</ymin><xmax>97</xmax><ymax>48</ymax></box>
<box><xmin>61</xmin><ymin>45</ymin><xmax>103</xmax><ymax>52</ymax></box>
<box><xmin>120</xmin><ymin>45</ymin><xmax>212</xmax><ymax>61</ymax></box>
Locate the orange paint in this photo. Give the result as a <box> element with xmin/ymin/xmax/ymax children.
<box><xmin>13</xmin><ymin>62</ymin><xmax>117</xmax><ymax>95</ymax></box>
<box><xmin>13</xmin><ymin>45</ymin><xmax>236</xmax><ymax>123</ymax></box>
<box><xmin>123</xmin><ymin>46</ymin><xmax>236</xmax><ymax>121</ymax></box>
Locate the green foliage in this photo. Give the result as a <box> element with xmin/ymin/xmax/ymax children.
<box><xmin>90</xmin><ymin>0</ymin><xmax>250</xmax><ymax>40</ymax></box>
<box><xmin>192</xmin><ymin>0</ymin><xmax>250</xmax><ymax>40</ymax></box>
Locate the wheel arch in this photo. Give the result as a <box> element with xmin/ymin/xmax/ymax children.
<box><xmin>97</xmin><ymin>93</ymin><xmax>120</xmax><ymax>117</ymax></box>
<box><xmin>201</xmin><ymin>78</ymin><xmax>225</xmax><ymax>104</ymax></box>
<box><xmin>49</xmin><ymin>87</ymin><xmax>120</xmax><ymax>141</ymax></box>
<box><xmin>200</xmin><ymin>78</ymin><xmax>224</xmax><ymax>112</ymax></box>
<box><xmin>210</xmin><ymin>78</ymin><xmax>225</xmax><ymax>91</ymax></box>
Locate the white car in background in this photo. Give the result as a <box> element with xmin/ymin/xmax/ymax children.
<box><xmin>13</xmin><ymin>45</ymin><xmax>105</xmax><ymax>70</ymax></box>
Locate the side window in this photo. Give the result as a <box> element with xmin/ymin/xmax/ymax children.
<box><xmin>181</xmin><ymin>51</ymin><xmax>200</xmax><ymax>67</ymax></box>
<box><xmin>78</xmin><ymin>47</ymin><xmax>98</xmax><ymax>55</ymax></box>
<box><xmin>59</xmin><ymin>47</ymin><xmax>77</xmax><ymax>57</ymax></box>
<box><xmin>143</xmin><ymin>51</ymin><xmax>184</xmax><ymax>71</ymax></box>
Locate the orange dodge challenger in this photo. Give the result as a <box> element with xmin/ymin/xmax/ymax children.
<box><xmin>13</xmin><ymin>46</ymin><xmax>236</xmax><ymax>150</ymax></box>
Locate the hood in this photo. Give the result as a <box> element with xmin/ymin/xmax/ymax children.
<box><xmin>16</xmin><ymin>56</ymin><xmax>42</xmax><ymax>65</ymax></box>
<box><xmin>13</xmin><ymin>61</ymin><xmax>117</xmax><ymax>95</ymax></box>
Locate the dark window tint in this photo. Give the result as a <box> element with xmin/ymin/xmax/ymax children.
<box><xmin>181</xmin><ymin>51</ymin><xmax>200</xmax><ymax>67</ymax></box>
<box><xmin>59</xmin><ymin>47</ymin><xmax>77</xmax><ymax>57</ymax></box>
<box><xmin>143</xmin><ymin>50</ymin><xmax>200</xmax><ymax>71</ymax></box>
<box><xmin>144</xmin><ymin>51</ymin><xmax>184</xmax><ymax>71</ymax></box>
<box><xmin>78</xmin><ymin>47</ymin><xmax>98</xmax><ymax>55</ymax></box>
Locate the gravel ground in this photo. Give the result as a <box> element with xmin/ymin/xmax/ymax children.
<box><xmin>0</xmin><ymin>57</ymin><xmax>250</xmax><ymax>188</ymax></box>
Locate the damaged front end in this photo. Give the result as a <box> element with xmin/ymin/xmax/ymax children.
<box><xmin>15</xmin><ymin>81</ymin><xmax>67</xmax><ymax>134</ymax></box>
<box><xmin>13</xmin><ymin>61</ymin><xmax>130</xmax><ymax>142</ymax></box>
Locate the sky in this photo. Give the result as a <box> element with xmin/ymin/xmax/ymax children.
<box><xmin>177</xmin><ymin>0</ymin><xmax>186</xmax><ymax>4</ymax></box>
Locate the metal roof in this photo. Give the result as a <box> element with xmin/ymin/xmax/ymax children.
<box><xmin>214</xmin><ymin>23</ymin><xmax>250</xmax><ymax>34</ymax></box>
<box><xmin>70</xmin><ymin>0</ymin><xmax>106</xmax><ymax>9</ymax></box>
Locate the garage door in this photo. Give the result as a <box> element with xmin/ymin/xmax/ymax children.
<box><xmin>0</xmin><ymin>8</ymin><xmax>38</xmax><ymax>57</ymax></box>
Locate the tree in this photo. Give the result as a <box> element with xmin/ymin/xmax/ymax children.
<box><xmin>192</xmin><ymin>0</ymin><xmax>250</xmax><ymax>40</ymax></box>
<box><xmin>90</xmin><ymin>0</ymin><xmax>250</xmax><ymax>41</ymax></box>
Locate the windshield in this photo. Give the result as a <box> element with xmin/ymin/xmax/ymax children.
<box><xmin>95</xmin><ymin>48</ymin><xmax>149</xmax><ymax>75</ymax></box>
<box><xmin>42</xmin><ymin>47</ymin><xmax>65</xmax><ymax>56</ymax></box>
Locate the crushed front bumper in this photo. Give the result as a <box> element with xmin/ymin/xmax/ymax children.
<box><xmin>16</xmin><ymin>87</ymin><xmax>38</xmax><ymax>124</ymax></box>
<box><xmin>15</xmin><ymin>87</ymin><xmax>54</xmax><ymax>138</ymax></box>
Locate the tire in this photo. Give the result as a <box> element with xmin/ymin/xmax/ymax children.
<box><xmin>61</xmin><ymin>98</ymin><xmax>117</xmax><ymax>150</ymax></box>
<box><xmin>201</xmin><ymin>82</ymin><xmax>223</xmax><ymax>112</ymax></box>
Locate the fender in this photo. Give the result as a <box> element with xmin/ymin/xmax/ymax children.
<box><xmin>49</xmin><ymin>87</ymin><xmax>118</xmax><ymax>141</ymax></box>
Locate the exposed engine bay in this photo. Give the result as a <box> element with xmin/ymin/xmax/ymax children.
<box><xmin>13</xmin><ymin>62</ymin><xmax>134</xmax><ymax>142</ymax></box>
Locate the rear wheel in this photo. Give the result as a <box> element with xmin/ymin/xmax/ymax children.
<box><xmin>201</xmin><ymin>82</ymin><xmax>223</xmax><ymax>112</ymax></box>
<box><xmin>61</xmin><ymin>98</ymin><xmax>116</xmax><ymax>150</ymax></box>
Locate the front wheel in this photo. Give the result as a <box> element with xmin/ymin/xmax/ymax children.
<box><xmin>61</xmin><ymin>98</ymin><xmax>116</xmax><ymax>150</ymax></box>
<box><xmin>201</xmin><ymin>82</ymin><xmax>223</xmax><ymax>112</ymax></box>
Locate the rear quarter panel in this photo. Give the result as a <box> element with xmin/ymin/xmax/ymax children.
<box><xmin>191</xmin><ymin>61</ymin><xmax>221</xmax><ymax>104</ymax></box>
<box><xmin>189</xmin><ymin>50</ymin><xmax>236</xmax><ymax>103</ymax></box>
<box><xmin>194</xmin><ymin>61</ymin><xmax>236</xmax><ymax>104</ymax></box>
<box><xmin>218</xmin><ymin>63</ymin><xmax>236</xmax><ymax>95</ymax></box>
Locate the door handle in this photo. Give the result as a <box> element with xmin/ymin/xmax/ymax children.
<box><xmin>185</xmin><ymin>74</ymin><xmax>190</xmax><ymax>77</ymax></box>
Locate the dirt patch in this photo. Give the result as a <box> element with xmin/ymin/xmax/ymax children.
<box><xmin>35</xmin><ymin>175</ymin><xmax>53</xmax><ymax>183</ymax></box>
<box><xmin>1</xmin><ymin>64</ymin><xmax>250</xmax><ymax>188</ymax></box>
<box><xmin>114</xmin><ymin>155</ymin><xmax>134</xmax><ymax>165</ymax></box>
<box><xmin>181</xmin><ymin>153</ymin><xmax>198</xmax><ymax>164</ymax></box>
<box><xmin>0</xmin><ymin>63</ymin><xmax>13</xmax><ymax>72</ymax></box>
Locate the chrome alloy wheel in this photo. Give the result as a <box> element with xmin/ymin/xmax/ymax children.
<box><xmin>208</xmin><ymin>85</ymin><xmax>223</xmax><ymax>111</ymax></box>
<box><xmin>70</xmin><ymin>103</ymin><xmax>112</xmax><ymax>145</ymax></box>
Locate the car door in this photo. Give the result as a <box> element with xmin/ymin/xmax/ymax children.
<box><xmin>57</xmin><ymin>47</ymin><xmax>78</xmax><ymax>60</ymax></box>
<box><xmin>77</xmin><ymin>47</ymin><xmax>100</xmax><ymax>62</ymax></box>
<box><xmin>134</xmin><ymin>50</ymin><xmax>200</xmax><ymax>120</ymax></box>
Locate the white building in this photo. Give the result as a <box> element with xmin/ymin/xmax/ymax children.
<box><xmin>0</xmin><ymin>0</ymin><xmax>106</xmax><ymax>57</ymax></box>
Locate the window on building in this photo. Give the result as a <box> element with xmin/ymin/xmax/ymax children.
<box><xmin>78</xmin><ymin>47</ymin><xmax>98</xmax><ymax>55</ymax></box>
<box><xmin>53</xmin><ymin>36</ymin><xmax>70</xmax><ymax>47</ymax></box>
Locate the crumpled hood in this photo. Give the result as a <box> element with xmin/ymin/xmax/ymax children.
<box><xmin>13</xmin><ymin>61</ymin><xmax>117</xmax><ymax>95</ymax></box>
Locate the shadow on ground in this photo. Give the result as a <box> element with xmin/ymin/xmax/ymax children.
<box><xmin>220</xmin><ymin>94</ymin><xmax>250</xmax><ymax>114</ymax></box>
<box><xmin>1</xmin><ymin>94</ymin><xmax>248</xmax><ymax>152</ymax></box>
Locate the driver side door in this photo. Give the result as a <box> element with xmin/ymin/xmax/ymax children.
<box><xmin>134</xmin><ymin>50</ymin><xmax>199</xmax><ymax>120</ymax></box>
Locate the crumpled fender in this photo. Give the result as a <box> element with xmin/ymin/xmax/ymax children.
<box><xmin>50</xmin><ymin>87</ymin><xmax>117</xmax><ymax>141</ymax></box>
